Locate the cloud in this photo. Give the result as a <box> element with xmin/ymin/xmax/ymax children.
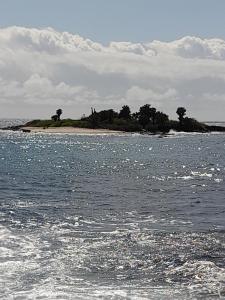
<box><xmin>0</xmin><ymin>26</ymin><xmax>225</xmax><ymax>120</ymax></box>
<box><xmin>125</xmin><ymin>86</ymin><xmax>178</xmax><ymax>108</ymax></box>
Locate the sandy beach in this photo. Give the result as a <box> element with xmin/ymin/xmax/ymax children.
<box><xmin>21</xmin><ymin>126</ymin><xmax>124</xmax><ymax>135</ymax></box>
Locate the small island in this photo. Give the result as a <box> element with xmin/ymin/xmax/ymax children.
<box><xmin>4</xmin><ymin>104</ymin><xmax>225</xmax><ymax>134</ymax></box>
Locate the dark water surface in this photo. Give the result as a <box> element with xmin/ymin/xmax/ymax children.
<box><xmin>0</xmin><ymin>129</ymin><xmax>225</xmax><ymax>299</ymax></box>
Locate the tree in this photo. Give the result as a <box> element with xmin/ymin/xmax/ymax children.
<box><xmin>56</xmin><ymin>109</ymin><xmax>63</xmax><ymax>121</ymax></box>
<box><xmin>107</xmin><ymin>109</ymin><xmax>114</xmax><ymax>123</ymax></box>
<box><xmin>176</xmin><ymin>107</ymin><xmax>186</xmax><ymax>125</ymax></box>
<box><xmin>98</xmin><ymin>109</ymin><xmax>118</xmax><ymax>123</ymax></box>
<box><xmin>51</xmin><ymin>115</ymin><xmax>58</xmax><ymax>122</ymax></box>
<box><xmin>138</xmin><ymin>104</ymin><xmax>152</xmax><ymax>128</ymax></box>
<box><xmin>90</xmin><ymin>107</ymin><xmax>99</xmax><ymax>128</ymax></box>
<box><xmin>150</xmin><ymin>107</ymin><xmax>157</xmax><ymax>125</ymax></box>
<box><xmin>119</xmin><ymin>105</ymin><xmax>131</xmax><ymax>119</ymax></box>
<box><xmin>132</xmin><ymin>112</ymin><xmax>140</xmax><ymax>121</ymax></box>
<box><xmin>155</xmin><ymin>111</ymin><xmax>169</xmax><ymax>125</ymax></box>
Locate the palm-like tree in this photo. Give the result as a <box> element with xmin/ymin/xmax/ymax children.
<box><xmin>176</xmin><ymin>107</ymin><xmax>186</xmax><ymax>125</ymax></box>
<box><xmin>56</xmin><ymin>109</ymin><xmax>63</xmax><ymax>121</ymax></box>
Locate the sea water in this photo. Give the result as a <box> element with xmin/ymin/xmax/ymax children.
<box><xmin>0</xmin><ymin>124</ymin><xmax>225</xmax><ymax>299</ymax></box>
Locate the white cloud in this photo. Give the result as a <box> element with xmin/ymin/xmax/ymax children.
<box><xmin>125</xmin><ymin>86</ymin><xmax>178</xmax><ymax>108</ymax></box>
<box><xmin>0</xmin><ymin>26</ymin><xmax>225</xmax><ymax>120</ymax></box>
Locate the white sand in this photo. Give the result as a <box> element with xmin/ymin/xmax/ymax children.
<box><xmin>21</xmin><ymin>126</ymin><xmax>123</xmax><ymax>135</ymax></box>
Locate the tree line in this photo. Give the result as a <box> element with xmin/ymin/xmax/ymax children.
<box><xmin>80</xmin><ymin>104</ymin><xmax>204</xmax><ymax>132</ymax></box>
<box><xmin>48</xmin><ymin>105</ymin><xmax>207</xmax><ymax>132</ymax></box>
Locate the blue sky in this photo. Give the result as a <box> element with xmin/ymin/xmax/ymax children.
<box><xmin>0</xmin><ymin>0</ymin><xmax>225</xmax><ymax>44</ymax></box>
<box><xmin>0</xmin><ymin>1</ymin><xmax>225</xmax><ymax>120</ymax></box>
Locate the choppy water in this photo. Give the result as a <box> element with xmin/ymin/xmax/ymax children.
<box><xmin>0</xmin><ymin>124</ymin><xmax>225</xmax><ymax>299</ymax></box>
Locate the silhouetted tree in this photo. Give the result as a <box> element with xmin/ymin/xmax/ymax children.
<box><xmin>139</xmin><ymin>104</ymin><xmax>152</xmax><ymax>128</ymax></box>
<box><xmin>51</xmin><ymin>115</ymin><xmax>58</xmax><ymax>122</ymax></box>
<box><xmin>108</xmin><ymin>110</ymin><xmax>114</xmax><ymax>123</ymax></box>
<box><xmin>150</xmin><ymin>107</ymin><xmax>157</xmax><ymax>125</ymax></box>
<box><xmin>119</xmin><ymin>105</ymin><xmax>131</xmax><ymax>119</ymax></box>
<box><xmin>98</xmin><ymin>109</ymin><xmax>118</xmax><ymax>123</ymax></box>
<box><xmin>56</xmin><ymin>109</ymin><xmax>63</xmax><ymax>121</ymax></box>
<box><xmin>90</xmin><ymin>107</ymin><xmax>98</xmax><ymax>128</ymax></box>
<box><xmin>132</xmin><ymin>112</ymin><xmax>140</xmax><ymax>121</ymax></box>
<box><xmin>155</xmin><ymin>111</ymin><xmax>169</xmax><ymax>125</ymax></box>
<box><xmin>176</xmin><ymin>107</ymin><xmax>186</xmax><ymax>125</ymax></box>
<box><xmin>182</xmin><ymin>117</ymin><xmax>208</xmax><ymax>132</ymax></box>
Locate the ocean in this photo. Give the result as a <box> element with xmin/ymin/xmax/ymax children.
<box><xmin>0</xmin><ymin>120</ymin><xmax>225</xmax><ymax>299</ymax></box>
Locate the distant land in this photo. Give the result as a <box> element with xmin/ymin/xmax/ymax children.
<box><xmin>2</xmin><ymin>105</ymin><xmax>225</xmax><ymax>134</ymax></box>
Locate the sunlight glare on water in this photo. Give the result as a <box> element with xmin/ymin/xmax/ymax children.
<box><xmin>0</xmin><ymin>128</ymin><xmax>225</xmax><ymax>299</ymax></box>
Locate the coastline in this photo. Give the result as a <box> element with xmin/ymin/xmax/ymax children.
<box><xmin>2</xmin><ymin>122</ymin><xmax>225</xmax><ymax>135</ymax></box>
<box><xmin>20</xmin><ymin>126</ymin><xmax>124</xmax><ymax>135</ymax></box>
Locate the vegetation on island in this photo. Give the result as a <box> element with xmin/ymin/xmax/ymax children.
<box><xmin>51</xmin><ymin>109</ymin><xmax>63</xmax><ymax>122</ymax></box>
<box><xmin>23</xmin><ymin>105</ymin><xmax>217</xmax><ymax>133</ymax></box>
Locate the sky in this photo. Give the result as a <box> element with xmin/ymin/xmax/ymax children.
<box><xmin>1</xmin><ymin>0</ymin><xmax>225</xmax><ymax>44</ymax></box>
<box><xmin>0</xmin><ymin>0</ymin><xmax>225</xmax><ymax>120</ymax></box>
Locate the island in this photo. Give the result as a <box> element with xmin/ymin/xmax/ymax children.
<box><xmin>3</xmin><ymin>105</ymin><xmax>225</xmax><ymax>134</ymax></box>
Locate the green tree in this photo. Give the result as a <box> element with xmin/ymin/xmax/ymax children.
<box><xmin>176</xmin><ymin>107</ymin><xmax>186</xmax><ymax>125</ymax></box>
